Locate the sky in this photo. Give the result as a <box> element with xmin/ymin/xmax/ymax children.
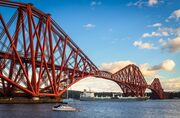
<box><xmin>4</xmin><ymin>0</ymin><xmax>180</xmax><ymax>92</ymax></box>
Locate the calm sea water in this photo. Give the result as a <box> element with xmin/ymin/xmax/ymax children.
<box><xmin>0</xmin><ymin>99</ymin><xmax>179</xmax><ymax>118</ymax></box>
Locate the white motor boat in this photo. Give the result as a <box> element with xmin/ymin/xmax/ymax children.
<box><xmin>52</xmin><ymin>104</ymin><xmax>78</xmax><ymax>112</ymax></box>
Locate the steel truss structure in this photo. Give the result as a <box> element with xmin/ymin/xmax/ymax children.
<box><xmin>0</xmin><ymin>1</ymin><xmax>164</xmax><ymax>99</ymax></box>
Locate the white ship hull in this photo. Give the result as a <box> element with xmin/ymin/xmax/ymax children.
<box><xmin>52</xmin><ymin>105</ymin><xmax>78</xmax><ymax>112</ymax></box>
<box><xmin>80</xmin><ymin>97</ymin><xmax>95</xmax><ymax>101</ymax></box>
<box><xmin>80</xmin><ymin>97</ymin><xmax>149</xmax><ymax>101</ymax></box>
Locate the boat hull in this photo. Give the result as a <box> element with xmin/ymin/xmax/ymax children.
<box><xmin>52</xmin><ymin>105</ymin><xmax>78</xmax><ymax>112</ymax></box>
<box><xmin>80</xmin><ymin>97</ymin><xmax>95</xmax><ymax>101</ymax></box>
<box><xmin>52</xmin><ymin>107</ymin><xmax>77</xmax><ymax>112</ymax></box>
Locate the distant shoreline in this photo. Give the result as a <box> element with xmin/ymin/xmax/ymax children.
<box><xmin>0</xmin><ymin>97</ymin><xmax>62</xmax><ymax>104</ymax></box>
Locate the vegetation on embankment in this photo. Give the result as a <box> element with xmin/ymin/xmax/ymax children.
<box><xmin>0</xmin><ymin>97</ymin><xmax>62</xmax><ymax>104</ymax></box>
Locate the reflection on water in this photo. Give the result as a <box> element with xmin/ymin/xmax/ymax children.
<box><xmin>0</xmin><ymin>99</ymin><xmax>180</xmax><ymax>118</ymax></box>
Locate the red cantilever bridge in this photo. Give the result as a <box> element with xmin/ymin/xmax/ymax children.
<box><xmin>0</xmin><ymin>1</ymin><xmax>164</xmax><ymax>99</ymax></box>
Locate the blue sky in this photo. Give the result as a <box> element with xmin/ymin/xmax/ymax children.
<box><xmin>3</xmin><ymin>0</ymin><xmax>180</xmax><ymax>91</ymax></box>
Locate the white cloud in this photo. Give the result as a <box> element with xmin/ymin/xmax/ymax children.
<box><xmin>176</xmin><ymin>28</ymin><xmax>180</xmax><ymax>36</ymax></box>
<box><xmin>168</xmin><ymin>37</ymin><xmax>180</xmax><ymax>52</ymax></box>
<box><xmin>99</xmin><ymin>59</ymin><xmax>175</xmax><ymax>78</ymax></box>
<box><xmin>70</xmin><ymin>77</ymin><xmax>122</xmax><ymax>92</ymax></box>
<box><xmin>70</xmin><ymin>76</ymin><xmax>180</xmax><ymax>92</ymax></box>
<box><xmin>127</xmin><ymin>0</ymin><xmax>145</xmax><ymax>7</ymax></box>
<box><xmin>142</xmin><ymin>32</ymin><xmax>161</xmax><ymax>38</ymax></box>
<box><xmin>149</xmin><ymin>23</ymin><xmax>162</xmax><ymax>27</ymax></box>
<box><xmin>161</xmin><ymin>31</ymin><xmax>169</xmax><ymax>36</ymax></box>
<box><xmin>139</xmin><ymin>63</ymin><xmax>157</xmax><ymax>77</ymax></box>
<box><xmin>127</xmin><ymin>0</ymin><xmax>159</xmax><ymax>7</ymax></box>
<box><xmin>161</xmin><ymin>77</ymin><xmax>180</xmax><ymax>91</ymax></box>
<box><xmin>160</xmin><ymin>36</ymin><xmax>180</xmax><ymax>53</ymax></box>
<box><xmin>142</xmin><ymin>33</ymin><xmax>150</xmax><ymax>38</ymax></box>
<box><xmin>99</xmin><ymin>60</ymin><xmax>135</xmax><ymax>73</ymax></box>
<box><xmin>159</xmin><ymin>38</ymin><xmax>167</xmax><ymax>46</ymax></box>
<box><xmin>150</xmin><ymin>59</ymin><xmax>175</xmax><ymax>71</ymax></box>
<box><xmin>158</xmin><ymin>28</ymin><xmax>174</xmax><ymax>35</ymax></box>
<box><xmin>70</xmin><ymin>60</ymin><xmax>177</xmax><ymax>92</ymax></box>
<box><xmin>158</xmin><ymin>27</ymin><xmax>180</xmax><ymax>36</ymax></box>
<box><xmin>169</xmin><ymin>9</ymin><xmax>180</xmax><ymax>20</ymax></box>
<box><xmin>133</xmin><ymin>40</ymin><xmax>155</xmax><ymax>49</ymax></box>
<box><xmin>142</xmin><ymin>30</ymin><xmax>170</xmax><ymax>38</ymax></box>
<box><xmin>139</xmin><ymin>60</ymin><xmax>175</xmax><ymax>78</ymax></box>
<box><xmin>140</xmin><ymin>59</ymin><xmax>175</xmax><ymax>78</ymax></box>
<box><xmin>148</xmin><ymin>0</ymin><xmax>158</xmax><ymax>6</ymax></box>
<box><xmin>83</xmin><ymin>23</ymin><xmax>96</xmax><ymax>29</ymax></box>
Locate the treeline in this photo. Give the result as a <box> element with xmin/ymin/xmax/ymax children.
<box><xmin>62</xmin><ymin>90</ymin><xmax>180</xmax><ymax>99</ymax></box>
<box><xmin>146</xmin><ymin>92</ymin><xmax>180</xmax><ymax>99</ymax></box>
<box><xmin>62</xmin><ymin>90</ymin><xmax>82</xmax><ymax>99</ymax></box>
<box><xmin>164</xmin><ymin>92</ymin><xmax>180</xmax><ymax>99</ymax></box>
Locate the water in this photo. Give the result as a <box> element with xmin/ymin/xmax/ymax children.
<box><xmin>0</xmin><ymin>99</ymin><xmax>180</xmax><ymax>118</ymax></box>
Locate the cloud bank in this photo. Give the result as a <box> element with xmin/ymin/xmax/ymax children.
<box><xmin>159</xmin><ymin>37</ymin><xmax>180</xmax><ymax>53</ymax></box>
<box><xmin>161</xmin><ymin>77</ymin><xmax>180</xmax><ymax>91</ymax></box>
<box><xmin>168</xmin><ymin>9</ymin><xmax>180</xmax><ymax>20</ymax></box>
<box><xmin>99</xmin><ymin>59</ymin><xmax>175</xmax><ymax>77</ymax></box>
<box><xmin>99</xmin><ymin>60</ymin><xmax>135</xmax><ymax>73</ymax></box>
<box><xmin>71</xmin><ymin>60</ymin><xmax>177</xmax><ymax>92</ymax></box>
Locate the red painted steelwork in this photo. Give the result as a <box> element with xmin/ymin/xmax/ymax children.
<box><xmin>148</xmin><ymin>78</ymin><xmax>164</xmax><ymax>99</ymax></box>
<box><xmin>0</xmin><ymin>1</ymin><xmax>164</xmax><ymax>99</ymax></box>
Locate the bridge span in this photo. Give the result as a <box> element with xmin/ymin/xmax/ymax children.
<box><xmin>0</xmin><ymin>1</ymin><xmax>164</xmax><ymax>99</ymax></box>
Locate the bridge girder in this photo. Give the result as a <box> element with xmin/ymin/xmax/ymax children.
<box><xmin>148</xmin><ymin>78</ymin><xmax>164</xmax><ymax>99</ymax></box>
<box><xmin>0</xmin><ymin>1</ymin><xmax>164</xmax><ymax>99</ymax></box>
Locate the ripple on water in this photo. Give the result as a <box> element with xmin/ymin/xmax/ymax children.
<box><xmin>0</xmin><ymin>99</ymin><xmax>180</xmax><ymax>118</ymax></box>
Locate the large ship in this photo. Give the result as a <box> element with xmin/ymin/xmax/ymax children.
<box><xmin>80</xmin><ymin>89</ymin><xmax>95</xmax><ymax>101</ymax></box>
<box><xmin>80</xmin><ymin>89</ymin><xmax>149</xmax><ymax>101</ymax></box>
